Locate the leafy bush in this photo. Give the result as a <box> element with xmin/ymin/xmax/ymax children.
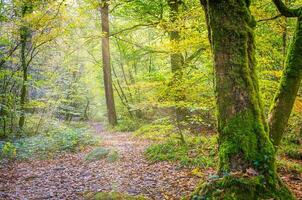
<box><xmin>145</xmin><ymin>136</ymin><xmax>218</xmax><ymax>168</ymax></box>
<box><xmin>0</xmin><ymin>126</ymin><xmax>99</xmax><ymax>161</ymax></box>
<box><xmin>1</xmin><ymin>142</ymin><xmax>16</xmax><ymax>159</ymax></box>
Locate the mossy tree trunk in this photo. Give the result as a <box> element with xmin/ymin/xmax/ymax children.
<box><xmin>268</xmin><ymin>0</ymin><xmax>302</xmax><ymax>147</ymax></box>
<box><xmin>193</xmin><ymin>0</ymin><xmax>294</xmax><ymax>199</ymax></box>
<box><xmin>100</xmin><ymin>0</ymin><xmax>117</xmax><ymax>126</ymax></box>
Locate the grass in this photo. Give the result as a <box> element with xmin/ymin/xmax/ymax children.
<box><xmin>113</xmin><ymin>118</ymin><xmax>144</xmax><ymax>132</ymax></box>
<box><xmin>277</xmin><ymin>157</ymin><xmax>302</xmax><ymax>173</ymax></box>
<box><xmin>134</xmin><ymin>120</ymin><xmax>176</xmax><ymax>141</ymax></box>
<box><xmin>279</xmin><ymin>133</ymin><xmax>302</xmax><ymax>160</ymax></box>
<box><xmin>139</xmin><ymin>122</ymin><xmax>302</xmax><ymax>174</ymax></box>
<box><xmin>145</xmin><ymin>135</ymin><xmax>218</xmax><ymax>168</ymax></box>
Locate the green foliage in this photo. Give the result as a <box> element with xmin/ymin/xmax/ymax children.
<box><xmin>192</xmin><ymin>174</ymin><xmax>294</xmax><ymax>200</ymax></box>
<box><xmin>277</xmin><ymin>157</ymin><xmax>302</xmax><ymax>174</ymax></box>
<box><xmin>114</xmin><ymin>117</ymin><xmax>144</xmax><ymax>132</ymax></box>
<box><xmin>0</xmin><ymin>125</ymin><xmax>99</xmax><ymax>161</ymax></box>
<box><xmin>279</xmin><ymin>133</ymin><xmax>302</xmax><ymax>160</ymax></box>
<box><xmin>134</xmin><ymin>119</ymin><xmax>175</xmax><ymax>141</ymax></box>
<box><xmin>1</xmin><ymin>142</ymin><xmax>17</xmax><ymax>159</ymax></box>
<box><xmin>145</xmin><ymin>136</ymin><xmax>217</xmax><ymax>168</ymax></box>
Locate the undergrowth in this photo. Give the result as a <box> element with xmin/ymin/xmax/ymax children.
<box><xmin>138</xmin><ymin>121</ymin><xmax>302</xmax><ymax>173</ymax></box>
<box><xmin>0</xmin><ymin>123</ymin><xmax>100</xmax><ymax>161</ymax></box>
<box><xmin>145</xmin><ymin>136</ymin><xmax>218</xmax><ymax>168</ymax></box>
<box><xmin>279</xmin><ymin>133</ymin><xmax>302</xmax><ymax>160</ymax></box>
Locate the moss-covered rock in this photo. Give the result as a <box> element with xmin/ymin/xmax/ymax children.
<box><xmin>85</xmin><ymin>147</ymin><xmax>110</xmax><ymax>162</ymax></box>
<box><xmin>84</xmin><ymin>192</ymin><xmax>147</xmax><ymax>200</ymax></box>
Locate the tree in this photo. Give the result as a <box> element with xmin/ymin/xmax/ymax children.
<box><xmin>268</xmin><ymin>0</ymin><xmax>302</xmax><ymax>147</ymax></box>
<box><xmin>167</xmin><ymin>0</ymin><xmax>186</xmax><ymax>143</ymax></box>
<box><xmin>18</xmin><ymin>1</ymin><xmax>33</xmax><ymax>129</ymax></box>
<box><xmin>100</xmin><ymin>0</ymin><xmax>118</xmax><ymax>126</ymax></box>
<box><xmin>193</xmin><ymin>0</ymin><xmax>294</xmax><ymax>199</ymax></box>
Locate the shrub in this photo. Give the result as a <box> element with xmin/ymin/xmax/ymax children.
<box><xmin>0</xmin><ymin>127</ymin><xmax>99</xmax><ymax>161</ymax></box>
<box><xmin>1</xmin><ymin>142</ymin><xmax>16</xmax><ymax>159</ymax></box>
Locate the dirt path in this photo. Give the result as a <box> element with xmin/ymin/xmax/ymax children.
<box><xmin>0</xmin><ymin>123</ymin><xmax>201</xmax><ymax>200</ymax></box>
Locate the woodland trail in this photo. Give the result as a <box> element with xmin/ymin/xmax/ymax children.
<box><xmin>0</xmin><ymin>123</ymin><xmax>202</xmax><ymax>200</ymax></box>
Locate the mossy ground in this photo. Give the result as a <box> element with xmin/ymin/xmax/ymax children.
<box><xmin>191</xmin><ymin>175</ymin><xmax>294</xmax><ymax>200</ymax></box>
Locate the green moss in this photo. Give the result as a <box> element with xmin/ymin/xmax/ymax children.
<box><xmin>84</xmin><ymin>147</ymin><xmax>110</xmax><ymax>162</ymax></box>
<box><xmin>218</xmin><ymin>110</ymin><xmax>276</xmax><ymax>177</ymax></box>
<box><xmin>268</xmin><ymin>17</ymin><xmax>302</xmax><ymax>146</ymax></box>
<box><xmin>197</xmin><ymin>0</ymin><xmax>295</xmax><ymax>199</ymax></box>
<box><xmin>191</xmin><ymin>175</ymin><xmax>294</xmax><ymax>200</ymax></box>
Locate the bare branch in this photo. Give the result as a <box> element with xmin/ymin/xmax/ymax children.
<box><xmin>257</xmin><ymin>14</ymin><xmax>282</xmax><ymax>22</ymax></box>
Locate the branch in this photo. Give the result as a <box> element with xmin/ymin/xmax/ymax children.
<box><xmin>257</xmin><ymin>14</ymin><xmax>282</xmax><ymax>22</ymax></box>
<box><xmin>272</xmin><ymin>0</ymin><xmax>301</xmax><ymax>17</ymax></box>
<box><xmin>184</xmin><ymin>47</ymin><xmax>205</xmax><ymax>64</ymax></box>
<box><xmin>110</xmin><ymin>22</ymin><xmax>159</xmax><ymax>37</ymax></box>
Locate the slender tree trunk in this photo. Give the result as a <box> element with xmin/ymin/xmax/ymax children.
<box><xmin>167</xmin><ymin>0</ymin><xmax>184</xmax><ymax>73</ymax></box>
<box><xmin>268</xmin><ymin>2</ymin><xmax>302</xmax><ymax>147</ymax></box>
<box><xmin>100</xmin><ymin>0</ymin><xmax>117</xmax><ymax>126</ymax></box>
<box><xmin>193</xmin><ymin>1</ymin><xmax>293</xmax><ymax>199</ymax></box>
<box><xmin>18</xmin><ymin>4</ymin><xmax>32</xmax><ymax>130</ymax></box>
<box><xmin>167</xmin><ymin>0</ymin><xmax>186</xmax><ymax>143</ymax></box>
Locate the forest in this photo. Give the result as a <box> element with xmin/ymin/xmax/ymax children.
<box><xmin>0</xmin><ymin>0</ymin><xmax>301</xmax><ymax>199</ymax></box>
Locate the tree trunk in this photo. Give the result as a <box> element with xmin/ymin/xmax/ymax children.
<box><xmin>100</xmin><ymin>0</ymin><xmax>117</xmax><ymax>126</ymax></box>
<box><xmin>268</xmin><ymin>3</ymin><xmax>302</xmax><ymax>147</ymax></box>
<box><xmin>167</xmin><ymin>0</ymin><xmax>186</xmax><ymax>143</ymax></box>
<box><xmin>18</xmin><ymin>4</ymin><xmax>32</xmax><ymax>130</ymax></box>
<box><xmin>193</xmin><ymin>1</ymin><xmax>293</xmax><ymax>199</ymax></box>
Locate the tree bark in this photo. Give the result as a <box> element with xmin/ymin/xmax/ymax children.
<box><xmin>193</xmin><ymin>0</ymin><xmax>294</xmax><ymax>199</ymax></box>
<box><xmin>100</xmin><ymin>0</ymin><xmax>117</xmax><ymax>126</ymax></box>
<box><xmin>268</xmin><ymin>0</ymin><xmax>302</xmax><ymax>147</ymax></box>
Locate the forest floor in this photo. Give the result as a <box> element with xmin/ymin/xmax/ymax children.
<box><xmin>0</xmin><ymin>122</ymin><xmax>301</xmax><ymax>200</ymax></box>
<box><xmin>0</xmin><ymin>123</ymin><xmax>203</xmax><ymax>200</ymax></box>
